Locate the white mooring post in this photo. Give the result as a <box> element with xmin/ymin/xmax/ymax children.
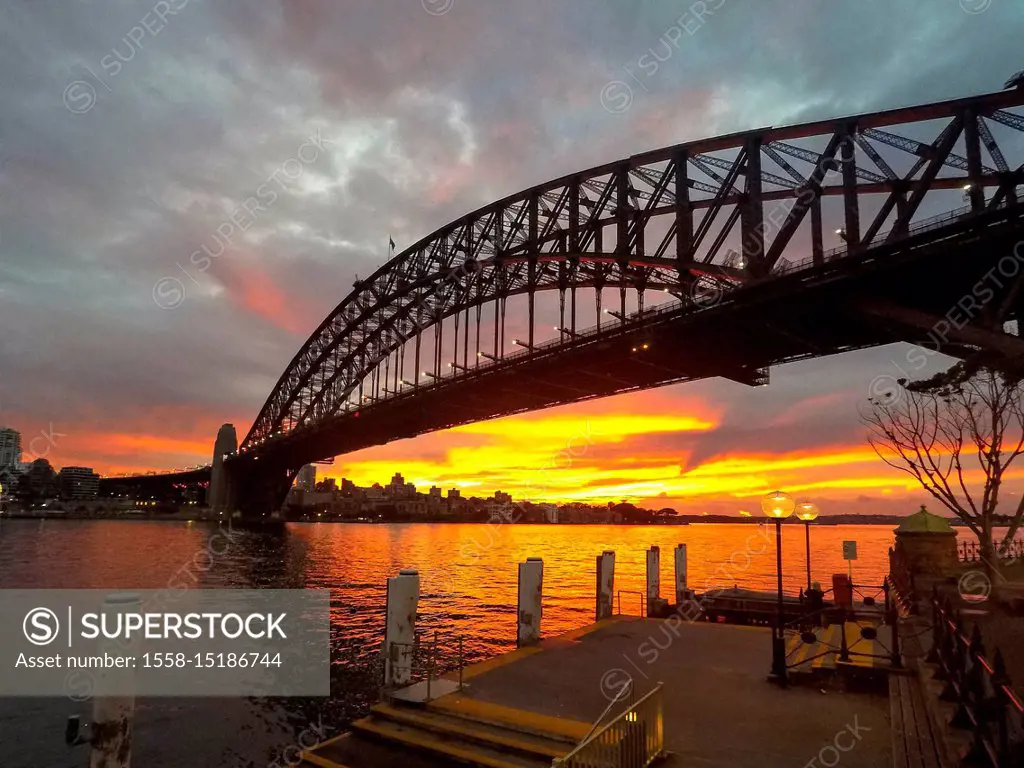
<box><xmin>646</xmin><ymin>545</ymin><xmax>661</xmax><ymax>611</ymax></box>
<box><xmin>384</xmin><ymin>569</ymin><xmax>420</xmax><ymax>688</ymax></box>
<box><xmin>596</xmin><ymin>550</ymin><xmax>616</xmax><ymax>620</ymax></box>
<box><xmin>675</xmin><ymin>543</ymin><xmax>689</xmax><ymax>605</ymax></box>
<box><xmin>90</xmin><ymin>592</ymin><xmax>141</xmax><ymax>768</ymax></box>
<box><xmin>517</xmin><ymin>558</ymin><xmax>544</xmax><ymax>647</ymax></box>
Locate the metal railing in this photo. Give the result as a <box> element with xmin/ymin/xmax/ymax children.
<box><xmin>929</xmin><ymin>594</ymin><xmax>1024</xmax><ymax>766</ymax></box>
<box><xmin>381</xmin><ymin>630</ymin><xmax>465</xmax><ymax>701</ymax></box>
<box><xmin>958</xmin><ymin>537</ymin><xmax>1024</xmax><ymax>564</ymax></box>
<box><xmin>888</xmin><ymin>545</ymin><xmax>917</xmax><ymax>614</ymax></box>
<box><xmin>784</xmin><ymin>580</ymin><xmax>902</xmax><ymax>671</ymax></box>
<box><xmin>774</xmin><ymin>200</ymin><xmax>1007</xmax><ymax>275</ymax></box>
<box><xmin>616</xmin><ymin>590</ymin><xmax>647</xmax><ymax>618</ymax></box>
<box><xmin>552</xmin><ymin>682</ymin><xmax>665</xmax><ymax>768</ymax></box>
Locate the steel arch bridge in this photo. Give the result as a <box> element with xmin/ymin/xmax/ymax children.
<box><xmin>244</xmin><ymin>88</ymin><xmax>1024</xmax><ymax>445</ymax></box>
<box><xmin>120</xmin><ymin>87</ymin><xmax>1024</xmax><ymax>515</ymax></box>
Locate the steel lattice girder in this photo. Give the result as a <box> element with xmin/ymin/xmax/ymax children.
<box><xmin>243</xmin><ymin>88</ymin><xmax>1024</xmax><ymax>448</ymax></box>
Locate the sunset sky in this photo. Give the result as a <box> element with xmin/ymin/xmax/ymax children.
<box><xmin>2</xmin><ymin>1</ymin><xmax>1023</xmax><ymax>516</ymax></box>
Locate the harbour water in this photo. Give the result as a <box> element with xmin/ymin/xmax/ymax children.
<box><xmin>0</xmin><ymin>519</ymin><xmax>920</xmax><ymax>766</ymax></box>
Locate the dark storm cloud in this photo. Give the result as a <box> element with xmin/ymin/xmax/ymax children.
<box><xmin>0</xmin><ymin>0</ymin><xmax>1021</xmax><ymax>468</ymax></box>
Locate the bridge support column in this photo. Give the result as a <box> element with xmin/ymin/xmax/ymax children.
<box><xmin>209</xmin><ymin>424</ymin><xmax>237</xmax><ymax>512</ymax></box>
<box><xmin>233</xmin><ymin>465</ymin><xmax>294</xmax><ymax>519</ymax></box>
<box><xmin>517</xmin><ymin>557</ymin><xmax>543</xmax><ymax>647</ymax></box>
<box><xmin>596</xmin><ymin>550</ymin><xmax>615</xmax><ymax>621</ymax></box>
<box><xmin>384</xmin><ymin>569</ymin><xmax>420</xmax><ymax>688</ymax></box>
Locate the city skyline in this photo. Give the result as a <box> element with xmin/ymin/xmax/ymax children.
<box><xmin>2</xmin><ymin>2</ymin><xmax>1023</xmax><ymax>516</ymax></box>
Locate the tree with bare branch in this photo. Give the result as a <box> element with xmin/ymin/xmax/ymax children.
<box><xmin>863</xmin><ymin>361</ymin><xmax>1024</xmax><ymax>571</ymax></box>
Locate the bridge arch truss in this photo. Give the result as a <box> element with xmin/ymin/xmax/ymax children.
<box><xmin>243</xmin><ymin>88</ymin><xmax>1024</xmax><ymax>450</ymax></box>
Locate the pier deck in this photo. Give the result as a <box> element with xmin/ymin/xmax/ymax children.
<box><xmin>453</xmin><ymin>617</ymin><xmax>891</xmax><ymax>766</ymax></box>
<box><xmin>306</xmin><ymin>616</ymin><xmax>893</xmax><ymax>767</ymax></box>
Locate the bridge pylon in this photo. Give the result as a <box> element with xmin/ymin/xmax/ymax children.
<box><xmin>209</xmin><ymin>423</ymin><xmax>237</xmax><ymax>513</ymax></box>
<box><xmin>212</xmin><ymin>421</ymin><xmax>296</xmax><ymax>518</ymax></box>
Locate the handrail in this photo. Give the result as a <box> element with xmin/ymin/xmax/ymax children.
<box><xmin>929</xmin><ymin>592</ymin><xmax>1024</xmax><ymax>766</ymax></box>
<box><xmin>577</xmin><ymin>678</ymin><xmax>634</xmax><ymax>747</ymax></box>
<box><xmin>381</xmin><ymin>630</ymin><xmax>465</xmax><ymax>700</ymax></box>
<box><xmin>616</xmin><ymin>590</ymin><xmax>647</xmax><ymax>618</ymax></box>
<box><xmin>553</xmin><ymin>682</ymin><xmax>664</xmax><ymax>767</ymax></box>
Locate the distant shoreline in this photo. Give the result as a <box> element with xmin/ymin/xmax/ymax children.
<box><xmin>0</xmin><ymin>509</ymin><xmax>965</xmax><ymax>526</ymax></box>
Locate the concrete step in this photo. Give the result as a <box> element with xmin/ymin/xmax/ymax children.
<box><xmin>351</xmin><ymin>716</ymin><xmax>552</xmax><ymax>768</ymax></box>
<box><xmin>300</xmin><ymin>731</ymin><xmax>457</xmax><ymax>768</ymax></box>
<box><xmin>427</xmin><ymin>693</ymin><xmax>589</xmax><ymax>745</ymax></box>
<box><xmin>371</xmin><ymin>703</ymin><xmax>571</xmax><ymax>762</ymax></box>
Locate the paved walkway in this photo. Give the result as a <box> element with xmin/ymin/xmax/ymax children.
<box><xmin>453</xmin><ymin>617</ymin><xmax>892</xmax><ymax>767</ymax></box>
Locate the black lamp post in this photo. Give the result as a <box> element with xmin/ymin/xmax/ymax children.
<box><xmin>762</xmin><ymin>490</ymin><xmax>795</xmax><ymax>685</ymax></box>
<box><xmin>796</xmin><ymin>501</ymin><xmax>820</xmax><ymax>592</ymax></box>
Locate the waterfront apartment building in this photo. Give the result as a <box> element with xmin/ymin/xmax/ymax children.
<box><xmin>0</xmin><ymin>427</ymin><xmax>21</xmax><ymax>470</ymax></box>
<box><xmin>386</xmin><ymin>472</ymin><xmax>417</xmax><ymax>499</ymax></box>
<box><xmin>539</xmin><ymin>503</ymin><xmax>559</xmax><ymax>524</ymax></box>
<box><xmin>0</xmin><ymin>428</ymin><xmax>22</xmax><ymax>494</ymax></box>
<box><xmin>58</xmin><ymin>466</ymin><xmax>100</xmax><ymax>500</ymax></box>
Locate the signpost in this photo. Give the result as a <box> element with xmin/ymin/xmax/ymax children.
<box><xmin>842</xmin><ymin>540</ymin><xmax>857</xmax><ymax>580</ymax></box>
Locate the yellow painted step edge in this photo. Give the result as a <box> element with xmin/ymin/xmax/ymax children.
<box><xmin>429</xmin><ymin>694</ymin><xmax>590</xmax><ymax>742</ymax></box>
<box><xmin>352</xmin><ymin>717</ymin><xmax>528</xmax><ymax>768</ymax></box>
<box><xmin>372</xmin><ymin>704</ymin><xmax>567</xmax><ymax>759</ymax></box>
<box><xmin>299</xmin><ymin>732</ymin><xmax>355</xmax><ymax>768</ymax></box>
<box><xmin>300</xmin><ymin>750</ymin><xmax>350</xmax><ymax>768</ymax></box>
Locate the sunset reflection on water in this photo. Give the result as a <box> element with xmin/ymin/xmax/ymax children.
<box><xmin>0</xmin><ymin>519</ymin><xmax>908</xmax><ymax>661</ymax></box>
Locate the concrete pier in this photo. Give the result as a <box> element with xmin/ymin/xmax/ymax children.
<box><xmin>303</xmin><ymin>552</ymin><xmax>900</xmax><ymax>768</ymax></box>
<box><xmin>449</xmin><ymin>618</ymin><xmax>891</xmax><ymax>766</ymax></box>
<box><xmin>306</xmin><ymin>617</ymin><xmax>893</xmax><ymax>768</ymax></box>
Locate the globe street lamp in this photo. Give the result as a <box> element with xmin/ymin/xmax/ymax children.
<box><xmin>762</xmin><ymin>490</ymin><xmax>795</xmax><ymax>684</ymax></box>
<box><xmin>796</xmin><ymin>501</ymin><xmax>820</xmax><ymax>592</ymax></box>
